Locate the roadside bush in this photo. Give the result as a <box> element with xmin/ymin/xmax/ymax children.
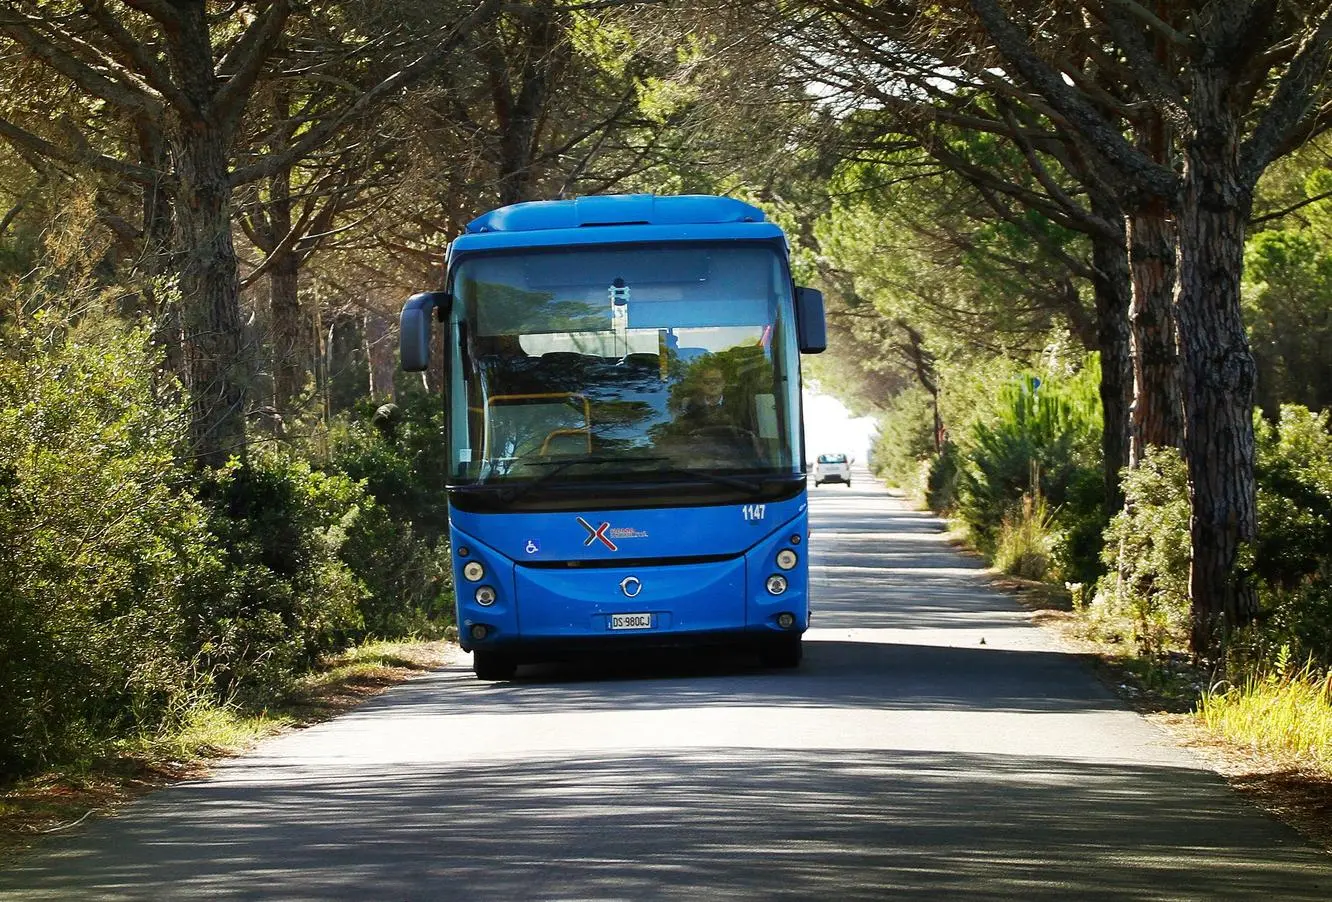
<box><xmin>869</xmin><ymin>387</ymin><xmax>938</xmax><ymax>498</ymax></box>
<box><xmin>955</xmin><ymin>360</ymin><xmax>1106</xmax><ymax>581</ymax></box>
<box><xmin>0</xmin><ymin>313</ymin><xmax>207</xmax><ymax>777</ymax></box>
<box><xmin>1091</xmin><ymin>447</ymin><xmax>1191</xmax><ymax>652</ymax></box>
<box><xmin>1253</xmin><ymin>406</ymin><xmax>1332</xmax><ymax>666</ymax></box>
<box><xmin>186</xmin><ymin>452</ymin><xmax>366</xmax><ymax>706</ymax></box>
<box><xmin>330</xmin><ymin>391</ymin><xmax>452</xmax><ymax>542</ymax></box>
<box><xmin>993</xmin><ymin>489</ymin><xmax>1056</xmax><ymax>580</ymax></box>
<box><xmin>1096</xmin><ymin>406</ymin><xmax>1332</xmax><ymax>665</ymax></box>
<box><xmin>925</xmin><ymin>440</ymin><xmax>962</xmax><ymax>513</ymax></box>
<box><xmin>326</xmin><ymin>392</ymin><xmax>453</xmax><ymax>636</ymax></box>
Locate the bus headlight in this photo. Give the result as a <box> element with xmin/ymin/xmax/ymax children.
<box><xmin>766</xmin><ymin>575</ymin><xmax>788</xmax><ymax>595</ymax></box>
<box><xmin>475</xmin><ymin>585</ymin><xmax>497</xmax><ymax>606</ymax></box>
<box><xmin>462</xmin><ymin>561</ymin><xmax>485</xmax><ymax>582</ymax></box>
<box><xmin>776</xmin><ymin>549</ymin><xmax>798</xmax><ymax>570</ymax></box>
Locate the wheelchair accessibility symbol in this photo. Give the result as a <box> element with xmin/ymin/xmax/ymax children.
<box><xmin>524</xmin><ymin>540</ymin><xmax>539</xmax><ymax>554</ymax></box>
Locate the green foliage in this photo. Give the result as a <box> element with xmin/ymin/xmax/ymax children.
<box><xmin>869</xmin><ymin>386</ymin><xmax>937</xmax><ymax>498</ymax></box>
<box><xmin>1092</xmin><ymin>448</ymin><xmax>1192</xmax><ymax>653</ymax></box>
<box><xmin>185</xmin><ymin>452</ymin><xmax>367</xmax><ymax>706</ymax></box>
<box><xmin>325</xmin><ymin>393</ymin><xmax>455</xmax><ymax>637</ymax></box>
<box><xmin>925</xmin><ymin>441</ymin><xmax>962</xmax><ymax>513</ymax></box>
<box><xmin>1253</xmin><ymin>406</ymin><xmax>1332</xmax><ymax>666</ymax></box>
<box><xmin>1244</xmin><ymin>230</ymin><xmax>1332</xmax><ymax>416</ymax></box>
<box><xmin>0</xmin><ymin>313</ymin><xmax>205</xmax><ymax>777</ymax></box>
<box><xmin>955</xmin><ymin>363</ymin><xmax>1104</xmax><ymax>569</ymax></box>
<box><xmin>993</xmin><ymin>489</ymin><xmax>1056</xmax><ymax>580</ymax></box>
<box><xmin>1097</xmin><ymin>406</ymin><xmax>1332</xmax><ymax>666</ymax></box>
<box><xmin>327</xmin><ymin>391</ymin><xmax>451</xmax><ymax>543</ymax></box>
<box><xmin>0</xmin><ymin>305</ymin><xmax>456</xmax><ymax>779</ymax></box>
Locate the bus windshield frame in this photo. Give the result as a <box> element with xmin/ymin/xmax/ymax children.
<box><xmin>442</xmin><ymin>241</ymin><xmax>803</xmax><ymax>507</ymax></box>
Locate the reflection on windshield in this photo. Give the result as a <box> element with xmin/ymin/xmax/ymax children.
<box><xmin>447</xmin><ymin>244</ymin><xmax>800</xmax><ymax>487</ymax></box>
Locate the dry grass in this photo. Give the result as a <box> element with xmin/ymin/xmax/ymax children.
<box><xmin>0</xmin><ymin>639</ymin><xmax>460</xmax><ymax>864</ymax></box>
<box><xmin>1198</xmin><ymin>669</ymin><xmax>1332</xmax><ymax>772</ymax></box>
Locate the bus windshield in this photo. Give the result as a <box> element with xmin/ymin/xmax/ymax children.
<box><xmin>444</xmin><ymin>243</ymin><xmax>802</xmax><ymax>492</ymax></box>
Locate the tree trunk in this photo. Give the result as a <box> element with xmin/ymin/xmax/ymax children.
<box><xmin>1175</xmin><ymin>89</ymin><xmax>1260</xmax><ymax>656</ymax></box>
<box><xmin>269</xmin><ymin>249</ymin><xmax>306</xmax><ymax>417</ymax></box>
<box><xmin>1127</xmin><ymin>198</ymin><xmax>1184</xmax><ymax>464</ymax></box>
<box><xmin>175</xmin><ymin>127</ymin><xmax>249</xmax><ymax>468</ymax></box>
<box><xmin>366</xmin><ymin>312</ymin><xmax>397</xmax><ymax>402</ymax></box>
<box><xmin>1088</xmin><ymin>217</ymin><xmax>1133</xmax><ymax>513</ymax></box>
<box><xmin>135</xmin><ymin>119</ymin><xmax>186</xmax><ymax>382</ymax></box>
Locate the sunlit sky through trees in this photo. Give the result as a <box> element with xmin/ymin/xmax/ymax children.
<box><xmin>802</xmin><ymin>388</ymin><xmax>876</xmax><ymax>464</ymax></box>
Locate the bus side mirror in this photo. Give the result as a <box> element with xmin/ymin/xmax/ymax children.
<box><xmin>400</xmin><ymin>291</ymin><xmax>449</xmax><ymax>372</ymax></box>
<box><xmin>794</xmin><ymin>286</ymin><xmax>826</xmax><ymax>354</ymax></box>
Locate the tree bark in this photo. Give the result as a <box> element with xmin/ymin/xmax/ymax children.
<box><xmin>1127</xmin><ymin>197</ymin><xmax>1185</xmax><ymax>463</ymax></box>
<box><xmin>1087</xmin><ymin>192</ymin><xmax>1133</xmax><ymax>512</ymax></box>
<box><xmin>1175</xmin><ymin>78</ymin><xmax>1260</xmax><ymax>655</ymax></box>
<box><xmin>170</xmin><ymin>10</ymin><xmax>251</xmax><ymax>468</ymax></box>
<box><xmin>135</xmin><ymin>118</ymin><xmax>185</xmax><ymax>382</ymax></box>
<box><xmin>366</xmin><ymin>312</ymin><xmax>397</xmax><ymax>402</ymax></box>
<box><xmin>175</xmin><ymin>127</ymin><xmax>248</xmax><ymax>467</ymax></box>
<box><xmin>269</xmin><ymin>249</ymin><xmax>305</xmax><ymax>416</ymax></box>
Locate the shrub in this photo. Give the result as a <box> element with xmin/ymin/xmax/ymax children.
<box><xmin>993</xmin><ymin>489</ymin><xmax>1056</xmax><ymax>580</ymax></box>
<box><xmin>186</xmin><ymin>452</ymin><xmax>366</xmax><ymax>706</ymax></box>
<box><xmin>869</xmin><ymin>387</ymin><xmax>938</xmax><ymax>499</ymax></box>
<box><xmin>954</xmin><ymin>360</ymin><xmax>1105</xmax><ymax>581</ymax></box>
<box><xmin>329</xmin><ymin>392</ymin><xmax>452</xmax><ymax>543</ymax></box>
<box><xmin>1096</xmin><ymin>406</ymin><xmax>1332</xmax><ymax>665</ymax></box>
<box><xmin>0</xmin><ymin>313</ymin><xmax>207</xmax><ymax>776</ymax></box>
<box><xmin>925</xmin><ymin>440</ymin><xmax>962</xmax><ymax>513</ymax></box>
<box><xmin>1092</xmin><ymin>447</ymin><xmax>1191</xmax><ymax>653</ymax></box>
<box><xmin>325</xmin><ymin>393</ymin><xmax>454</xmax><ymax>636</ymax></box>
<box><xmin>1253</xmin><ymin>406</ymin><xmax>1332</xmax><ymax>666</ymax></box>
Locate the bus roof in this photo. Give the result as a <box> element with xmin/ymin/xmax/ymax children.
<box><xmin>449</xmin><ymin>194</ymin><xmax>785</xmax><ymax>256</ymax></box>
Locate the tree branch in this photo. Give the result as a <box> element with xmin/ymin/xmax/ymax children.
<box><xmin>229</xmin><ymin>0</ymin><xmax>503</xmax><ymax>187</ymax></box>
<box><xmin>215</xmin><ymin>0</ymin><xmax>292</xmax><ymax>131</ymax></box>
<box><xmin>967</xmin><ymin>0</ymin><xmax>1177</xmax><ymax>200</ymax></box>
<box><xmin>1241</xmin><ymin>10</ymin><xmax>1332</xmax><ymax>186</ymax></box>
<box><xmin>0</xmin><ymin>14</ymin><xmax>161</xmax><ymax>116</ymax></box>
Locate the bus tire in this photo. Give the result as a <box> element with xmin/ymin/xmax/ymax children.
<box><xmin>760</xmin><ymin>636</ymin><xmax>802</xmax><ymax>669</ymax></box>
<box><xmin>473</xmin><ymin>650</ymin><xmax>516</xmax><ymax>681</ymax></box>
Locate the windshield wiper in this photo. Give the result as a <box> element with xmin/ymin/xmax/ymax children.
<box><xmin>648</xmin><ymin>463</ymin><xmax>765</xmax><ymax>494</ymax></box>
<box><xmin>487</xmin><ymin>455</ymin><xmax>766</xmax><ymax>504</ymax></box>
<box><xmin>494</xmin><ymin>455</ymin><xmax>665</xmax><ymax>504</ymax></box>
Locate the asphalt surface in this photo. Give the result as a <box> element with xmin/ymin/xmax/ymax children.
<box><xmin>3</xmin><ymin>472</ymin><xmax>1330</xmax><ymax>900</ymax></box>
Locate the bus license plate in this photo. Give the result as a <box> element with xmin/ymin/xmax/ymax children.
<box><xmin>611</xmin><ymin>613</ymin><xmax>652</xmax><ymax>630</ymax></box>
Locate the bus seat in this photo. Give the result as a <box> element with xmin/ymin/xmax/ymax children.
<box><xmin>540</xmin><ymin>351</ymin><xmax>583</xmax><ymax>367</ymax></box>
<box><xmin>622</xmin><ymin>352</ymin><xmax>659</xmax><ymax>369</ymax></box>
<box><xmin>541</xmin><ymin>428</ymin><xmax>592</xmax><ymax>456</ymax></box>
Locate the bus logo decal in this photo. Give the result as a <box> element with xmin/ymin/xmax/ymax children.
<box><xmin>620</xmin><ymin>576</ymin><xmax>643</xmax><ymax>598</ymax></box>
<box><xmin>578</xmin><ymin>517</ymin><xmax>618</xmax><ymax>551</ymax></box>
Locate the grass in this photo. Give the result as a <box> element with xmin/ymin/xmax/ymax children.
<box><xmin>992</xmin><ymin>492</ymin><xmax>1056</xmax><ymax>580</ymax></box>
<box><xmin>1198</xmin><ymin>666</ymin><xmax>1332</xmax><ymax>773</ymax></box>
<box><xmin>0</xmin><ymin>639</ymin><xmax>456</xmax><ymax>862</ymax></box>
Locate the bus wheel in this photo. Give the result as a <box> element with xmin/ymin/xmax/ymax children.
<box><xmin>760</xmin><ymin>637</ymin><xmax>802</xmax><ymax>669</ymax></box>
<box><xmin>473</xmin><ymin>650</ymin><xmax>516</xmax><ymax>681</ymax></box>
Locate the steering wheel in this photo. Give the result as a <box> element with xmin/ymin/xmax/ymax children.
<box><xmin>688</xmin><ymin>424</ymin><xmax>763</xmax><ymax>459</ymax></box>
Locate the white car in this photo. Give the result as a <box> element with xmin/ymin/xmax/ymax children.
<box><xmin>812</xmin><ymin>453</ymin><xmax>852</xmax><ymax>486</ymax></box>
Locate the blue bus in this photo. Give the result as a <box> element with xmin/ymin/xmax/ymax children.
<box><xmin>399</xmin><ymin>194</ymin><xmax>826</xmax><ymax>679</ymax></box>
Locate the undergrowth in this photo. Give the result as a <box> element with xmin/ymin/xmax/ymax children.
<box><xmin>1199</xmin><ymin>657</ymin><xmax>1332</xmax><ymax>773</ymax></box>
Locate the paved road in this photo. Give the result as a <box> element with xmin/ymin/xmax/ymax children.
<box><xmin>4</xmin><ymin>475</ymin><xmax>1331</xmax><ymax>900</ymax></box>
